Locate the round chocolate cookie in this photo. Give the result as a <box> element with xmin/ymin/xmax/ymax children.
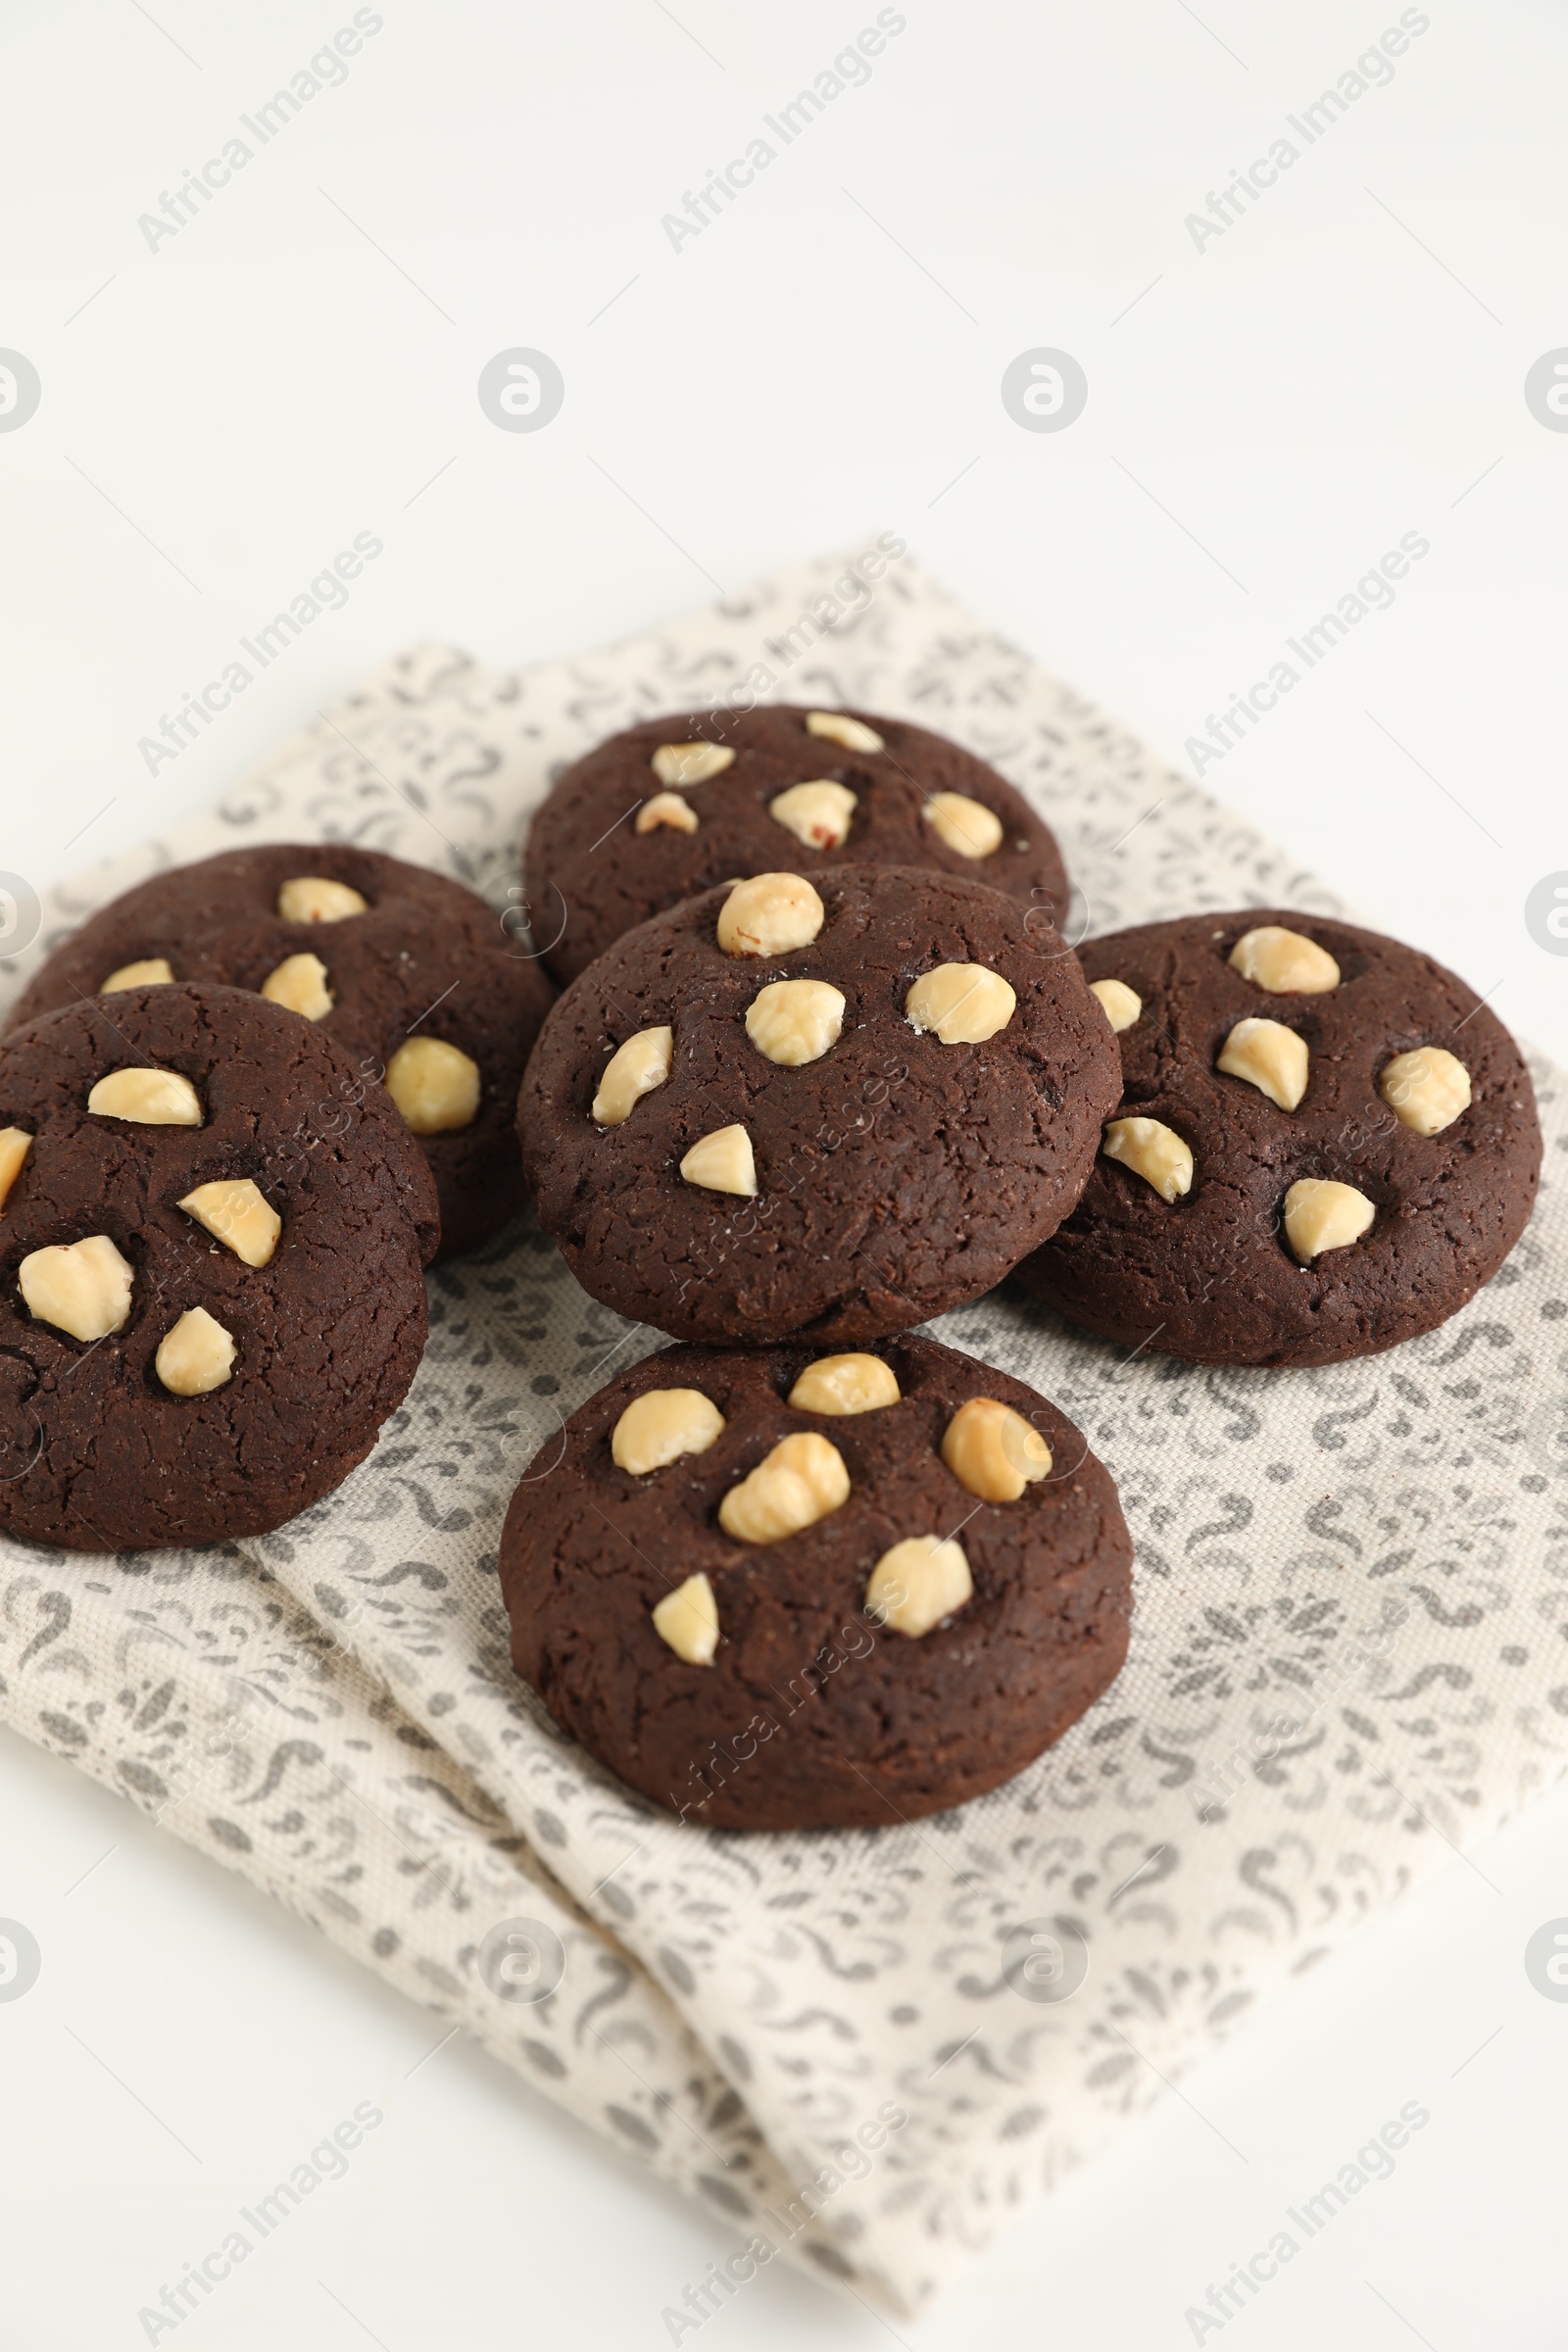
<box><xmin>9</xmin><ymin>845</ymin><xmax>555</xmax><ymax>1259</ymax></box>
<box><xmin>0</xmin><ymin>981</ymin><xmax>439</xmax><ymax>1550</ymax></box>
<box><xmin>522</xmin><ymin>702</ymin><xmax>1071</xmax><ymax>985</ymax></box>
<box><xmin>501</xmin><ymin>1334</ymin><xmax>1133</xmax><ymax>1830</ymax></box>
<box><xmin>1016</xmin><ymin>909</ymin><xmax>1542</xmax><ymax>1367</ymax></box>
<box><xmin>517</xmin><ymin>863</ymin><xmax>1122</xmax><ymax>1346</ymax></box>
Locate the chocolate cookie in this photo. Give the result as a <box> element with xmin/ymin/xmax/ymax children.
<box><xmin>1016</xmin><ymin>910</ymin><xmax>1542</xmax><ymax>1366</ymax></box>
<box><xmin>9</xmin><ymin>845</ymin><xmax>554</xmax><ymax>1259</ymax></box>
<box><xmin>522</xmin><ymin>702</ymin><xmax>1071</xmax><ymax>985</ymax></box>
<box><xmin>517</xmin><ymin>863</ymin><xmax>1122</xmax><ymax>1346</ymax></box>
<box><xmin>501</xmin><ymin>1334</ymin><xmax>1133</xmax><ymax>1829</ymax></box>
<box><xmin>0</xmin><ymin>981</ymin><xmax>438</xmax><ymax>1550</ymax></box>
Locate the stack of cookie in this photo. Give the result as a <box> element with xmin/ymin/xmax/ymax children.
<box><xmin>503</xmin><ymin>703</ymin><xmax>1541</xmax><ymax>1831</ymax></box>
<box><xmin>0</xmin><ymin>846</ymin><xmax>551</xmax><ymax>1546</ymax></box>
<box><xmin>0</xmin><ymin>701</ymin><xmax>1540</xmax><ymax>1838</ymax></box>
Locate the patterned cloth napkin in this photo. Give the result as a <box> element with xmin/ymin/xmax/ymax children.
<box><xmin>3</xmin><ymin>548</ymin><xmax>1564</xmax><ymax>2320</ymax></box>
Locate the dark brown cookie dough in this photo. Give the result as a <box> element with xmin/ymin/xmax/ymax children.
<box><xmin>0</xmin><ymin>981</ymin><xmax>439</xmax><ymax>1550</ymax></box>
<box><xmin>500</xmin><ymin>1335</ymin><xmax>1133</xmax><ymax>1830</ymax></box>
<box><xmin>522</xmin><ymin>702</ymin><xmax>1071</xmax><ymax>985</ymax></box>
<box><xmin>9</xmin><ymin>845</ymin><xmax>555</xmax><ymax>1259</ymax></box>
<box><xmin>1016</xmin><ymin>909</ymin><xmax>1542</xmax><ymax>1366</ymax></box>
<box><xmin>517</xmin><ymin>863</ymin><xmax>1122</xmax><ymax>1346</ymax></box>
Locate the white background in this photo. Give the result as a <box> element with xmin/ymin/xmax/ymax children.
<box><xmin>2</xmin><ymin>2</ymin><xmax>1567</xmax><ymax>2345</ymax></box>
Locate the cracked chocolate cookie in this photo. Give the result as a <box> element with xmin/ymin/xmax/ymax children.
<box><xmin>521</xmin><ymin>702</ymin><xmax>1071</xmax><ymax>985</ymax></box>
<box><xmin>516</xmin><ymin>863</ymin><xmax>1122</xmax><ymax>1346</ymax></box>
<box><xmin>9</xmin><ymin>844</ymin><xmax>554</xmax><ymax>1258</ymax></box>
<box><xmin>0</xmin><ymin>981</ymin><xmax>439</xmax><ymax>1550</ymax></box>
<box><xmin>1016</xmin><ymin>909</ymin><xmax>1542</xmax><ymax>1366</ymax></box>
<box><xmin>500</xmin><ymin>1334</ymin><xmax>1133</xmax><ymax>1829</ymax></box>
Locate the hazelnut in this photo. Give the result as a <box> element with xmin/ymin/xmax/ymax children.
<box><xmin>385</xmin><ymin>1038</ymin><xmax>480</xmax><ymax>1135</ymax></box>
<box><xmin>87</xmin><ymin>1067</ymin><xmax>203</xmax><ymax>1126</ymax></box>
<box><xmin>0</xmin><ymin>1128</ymin><xmax>32</xmax><ymax>1214</ymax></box>
<box><xmin>1228</xmin><ymin>925</ymin><xmax>1340</xmax><ymax>995</ymax></box>
<box><xmin>745</xmin><ymin>978</ymin><xmax>845</xmax><ymax>1068</ymax></box>
<box><xmin>923</xmin><ymin>791</ymin><xmax>1003</xmax><ymax>858</ymax></box>
<box><xmin>19</xmin><ymin>1234</ymin><xmax>133</xmax><ymax>1344</ymax></box>
<box><xmin>593</xmin><ymin>1026</ymin><xmax>674</xmax><ymax>1126</ymax></box>
<box><xmin>864</xmin><ymin>1535</ymin><xmax>973</xmax><ymax>1639</ymax></box>
<box><xmin>1102</xmin><ymin>1116</ymin><xmax>1193</xmax><ymax>1201</ymax></box>
<box><xmin>652</xmin><ymin>1571</ymin><xmax>720</xmax><ymax>1665</ymax></box>
<box><xmin>718</xmin><ymin>1430</ymin><xmax>850</xmax><ymax>1544</ymax></box>
<box><xmin>177</xmin><ymin>1178</ymin><xmax>281</xmax><ymax>1268</ymax></box>
<box><xmin>715</xmin><ymin>872</ymin><xmax>824</xmax><ymax>957</ymax></box>
<box><xmin>155</xmin><ymin>1305</ymin><xmax>236</xmax><ymax>1396</ymax></box>
<box><xmin>635</xmin><ymin>790</ymin><xmax>699</xmax><ymax>835</ymax></box>
<box><xmin>651</xmin><ymin>742</ymin><xmax>735</xmax><ymax>788</ymax></box>
<box><xmin>806</xmin><ymin>710</ymin><xmax>884</xmax><ymax>755</ymax></box>
<box><xmin>1090</xmin><ymin>977</ymin><xmax>1142</xmax><ymax>1033</ymax></box>
<box><xmin>261</xmin><ymin>951</ymin><xmax>333</xmax><ymax>1020</ymax></box>
<box><xmin>1283</xmin><ymin>1178</ymin><xmax>1375</xmax><ymax>1263</ymax></box>
<box><xmin>679</xmin><ymin>1124</ymin><xmax>757</xmax><ymax>1197</ymax></box>
<box><xmin>906</xmin><ymin>962</ymin><xmax>1016</xmax><ymax>1046</ymax></box>
<box><xmin>276</xmin><ymin>876</ymin><xmax>367</xmax><ymax>923</ymax></box>
<box><xmin>941</xmin><ymin>1396</ymin><xmax>1053</xmax><ymax>1501</ymax></box>
<box><xmin>612</xmin><ymin>1386</ymin><xmax>725</xmax><ymax>1474</ymax></box>
<box><xmin>787</xmin><ymin>1353</ymin><xmax>901</xmax><ymax>1415</ymax></box>
<box><xmin>768</xmin><ymin>780</ymin><xmax>857</xmax><ymax>851</ymax></box>
<box><xmin>1379</xmin><ymin>1047</ymin><xmax>1471</xmax><ymax>1137</ymax></box>
<box><xmin>101</xmin><ymin>957</ymin><xmax>174</xmax><ymax>992</ymax></box>
<box><xmin>1216</xmin><ymin>1016</ymin><xmax>1309</xmax><ymax>1112</ymax></box>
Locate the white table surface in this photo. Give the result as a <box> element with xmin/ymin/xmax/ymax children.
<box><xmin>3</xmin><ymin>4</ymin><xmax>1566</xmax><ymax>2344</ymax></box>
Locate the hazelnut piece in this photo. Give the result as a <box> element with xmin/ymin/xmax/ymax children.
<box><xmin>155</xmin><ymin>1305</ymin><xmax>236</xmax><ymax>1396</ymax></box>
<box><xmin>593</xmin><ymin>1027</ymin><xmax>674</xmax><ymax>1126</ymax></box>
<box><xmin>177</xmin><ymin>1178</ymin><xmax>281</xmax><ymax>1268</ymax></box>
<box><xmin>1379</xmin><ymin>1047</ymin><xmax>1471</xmax><ymax>1137</ymax></box>
<box><xmin>1102</xmin><ymin>1116</ymin><xmax>1193</xmax><ymax>1201</ymax></box>
<box><xmin>1283</xmin><ymin>1178</ymin><xmax>1375</xmax><ymax>1263</ymax></box>
<box><xmin>385</xmin><ymin>1038</ymin><xmax>480</xmax><ymax>1135</ymax></box>
<box><xmin>636</xmin><ymin>791</ymin><xmax>699</xmax><ymax>835</ymax></box>
<box><xmin>787</xmin><ymin>1353</ymin><xmax>900</xmax><ymax>1415</ymax></box>
<box><xmin>652</xmin><ymin>1572</ymin><xmax>720</xmax><ymax>1665</ymax></box>
<box><xmin>718</xmin><ymin>1430</ymin><xmax>850</xmax><ymax>1544</ymax></box>
<box><xmin>102</xmin><ymin>957</ymin><xmax>174</xmax><ymax>992</ymax></box>
<box><xmin>1216</xmin><ymin>1017</ymin><xmax>1309</xmax><ymax>1112</ymax></box>
<box><xmin>769</xmin><ymin>780</ymin><xmax>857</xmax><ymax>851</ymax></box>
<box><xmin>0</xmin><ymin>1128</ymin><xmax>32</xmax><ymax>1214</ymax></box>
<box><xmin>923</xmin><ymin>792</ymin><xmax>1003</xmax><ymax>858</ymax></box>
<box><xmin>261</xmin><ymin>951</ymin><xmax>333</xmax><ymax>1020</ymax></box>
<box><xmin>745</xmin><ymin>978</ymin><xmax>845</xmax><ymax>1068</ymax></box>
<box><xmin>276</xmin><ymin>876</ymin><xmax>367</xmax><ymax>923</ymax></box>
<box><xmin>806</xmin><ymin>710</ymin><xmax>883</xmax><ymax>754</ymax></box>
<box><xmin>941</xmin><ymin>1396</ymin><xmax>1053</xmax><ymax>1501</ymax></box>
<box><xmin>87</xmin><ymin>1067</ymin><xmax>203</xmax><ymax>1126</ymax></box>
<box><xmin>1228</xmin><ymin>925</ymin><xmax>1340</xmax><ymax>994</ymax></box>
<box><xmin>612</xmin><ymin>1387</ymin><xmax>725</xmax><ymax>1474</ymax></box>
<box><xmin>679</xmin><ymin>1125</ymin><xmax>757</xmax><ymax>1197</ymax></box>
<box><xmin>1090</xmin><ymin>977</ymin><xmax>1142</xmax><ymax>1033</ymax></box>
<box><xmin>864</xmin><ymin>1535</ymin><xmax>973</xmax><ymax>1639</ymax></box>
<box><xmin>906</xmin><ymin>963</ymin><xmax>1016</xmax><ymax>1046</ymax></box>
<box><xmin>19</xmin><ymin>1234</ymin><xmax>133</xmax><ymax>1343</ymax></box>
<box><xmin>715</xmin><ymin>872</ymin><xmax>825</xmax><ymax>957</ymax></box>
<box><xmin>651</xmin><ymin>742</ymin><xmax>735</xmax><ymax>788</ymax></box>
